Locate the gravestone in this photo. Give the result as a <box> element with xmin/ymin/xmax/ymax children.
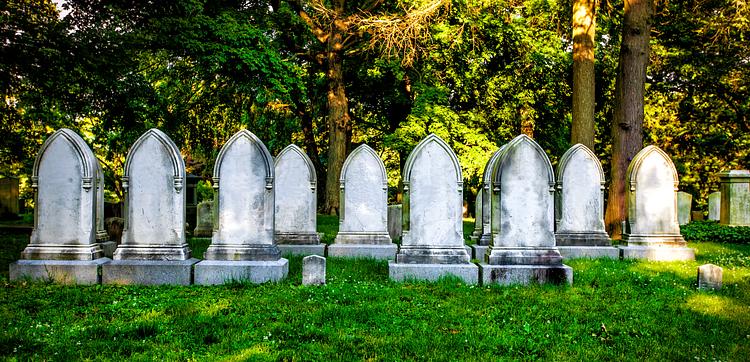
<box><xmin>677</xmin><ymin>191</ymin><xmax>693</xmax><ymax>225</ymax></box>
<box><xmin>0</xmin><ymin>177</ymin><xmax>19</xmax><ymax>218</ymax></box>
<box><xmin>302</xmin><ymin>255</ymin><xmax>326</xmax><ymax>285</ymax></box>
<box><xmin>708</xmin><ymin>191</ymin><xmax>721</xmax><ymax>221</ymax></box>
<box><xmin>469</xmin><ymin>192</ymin><xmax>482</xmax><ymax>243</ymax></box>
<box><xmin>718</xmin><ymin>170</ymin><xmax>750</xmax><ymax>226</ymax></box>
<box><xmin>105</xmin><ymin>217</ymin><xmax>124</xmax><ymax>244</ymax></box>
<box><xmin>10</xmin><ymin>129</ymin><xmax>109</xmax><ymax>284</ymax></box>
<box><xmin>274</xmin><ymin>145</ymin><xmax>325</xmax><ymax>256</ymax></box>
<box><xmin>472</xmin><ymin>146</ymin><xmax>505</xmax><ymax>260</ymax></box>
<box><xmin>195</xmin><ymin>130</ymin><xmax>288</xmax><ymax>284</ymax></box>
<box><xmin>620</xmin><ymin>145</ymin><xmax>695</xmax><ymax>261</ymax></box>
<box><xmin>103</xmin><ymin>129</ymin><xmax>198</xmax><ymax>285</ymax></box>
<box><xmin>389</xmin><ymin>134</ymin><xmax>478</xmax><ymax>284</ymax></box>
<box><xmin>691</xmin><ymin>211</ymin><xmax>704</xmax><ymax>221</ymax></box>
<box><xmin>479</xmin><ymin>134</ymin><xmax>573</xmax><ymax>285</ymax></box>
<box><xmin>193</xmin><ymin>200</ymin><xmax>214</xmax><ymax>237</ymax></box>
<box><xmin>95</xmin><ymin>165</ymin><xmax>116</xmax><ymax>258</ymax></box>
<box><xmin>387</xmin><ymin>204</ymin><xmax>402</xmax><ymax>241</ymax></box>
<box><xmin>329</xmin><ymin>144</ymin><xmax>396</xmax><ymax>259</ymax></box>
<box><xmin>697</xmin><ymin>264</ymin><xmax>722</xmax><ymax>291</ymax></box>
<box><xmin>554</xmin><ymin>144</ymin><xmax>618</xmax><ymax>259</ymax></box>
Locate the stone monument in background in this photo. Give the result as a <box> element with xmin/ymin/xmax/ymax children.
<box><xmin>718</xmin><ymin>170</ymin><xmax>750</xmax><ymax>226</ymax></box>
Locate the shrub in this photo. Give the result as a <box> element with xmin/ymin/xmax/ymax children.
<box><xmin>681</xmin><ymin>220</ymin><xmax>750</xmax><ymax>244</ymax></box>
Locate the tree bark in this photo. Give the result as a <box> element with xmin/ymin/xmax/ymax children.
<box><xmin>321</xmin><ymin>16</ymin><xmax>351</xmax><ymax>215</ymax></box>
<box><xmin>571</xmin><ymin>0</ymin><xmax>597</xmax><ymax>150</ymax></box>
<box><xmin>604</xmin><ymin>0</ymin><xmax>652</xmax><ymax>239</ymax></box>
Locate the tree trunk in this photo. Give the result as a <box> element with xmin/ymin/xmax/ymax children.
<box><xmin>604</xmin><ymin>0</ymin><xmax>653</xmax><ymax>239</ymax></box>
<box><xmin>571</xmin><ymin>0</ymin><xmax>597</xmax><ymax>150</ymax></box>
<box><xmin>321</xmin><ymin>18</ymin><xmax>351</xmax><ymax>215</ymax></box>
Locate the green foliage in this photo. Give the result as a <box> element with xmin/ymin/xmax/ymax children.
<box><xmin>195</xmin><ymin>180</ymin><xmax>213</xmax><ymax>202</ymax></box>
<box><xmin>681</xmin><ymin>221</ymin><xmax>750</xmax><ymax>244</ymax></box>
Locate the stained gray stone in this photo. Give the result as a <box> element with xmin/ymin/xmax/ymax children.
<box><xmin>99</xmin><ymin>241</ymin><xmax>117</xmax><ymax>259</ymax></box>
<box><xmin>193</xmin><ymin>200</ymin><xmax>214</xmax><ymax>237</ymax></box>
<box><xmin>102</xmin><ymin>259</ymin><xmax>199</xmax><ymax>285</ymax></box>
<box><xmin>95</xmin><ymin>165</ymin><xmax>109</xmax><ymax>243</ymax></box>
<box><xmin>620</xmin><ymin>145</ymin><xmax>695</xmax><ymax>261</ymax></box>
<box><xmin>387</xmin><ymin>204</ymin><xmax>402</xmax><ymax>241</ymax></box>
<box><xmin>388</xmin><ymin>261</ymin><xmax>479</xmax><ymax>284</ymax></box>
<box><xmin>274</xmin><ymin>145</ymin><xmax>322</xmax><ymax>246</ymax></box>
<box><xmin>718</xmin><ymin>170</ymin><xmax>750</xmax><ymax>226</ymax></box>
<box><xmin>470</xmin><ymin>192</ymin><xmax>482</xmax><ymax>243</ymax></box>
<box><xmin>677</xmin><ymin>191</ymin><xmax>693</xmax><ymax>225</ymax></box>
<box><xmin>479</xmin><ymin>264</ymin><xmax>573</xmax><ymax>286</ymax></box>
<box><xmin>194</xmin><ymin>259</ymin><xmax>289</xmax><ymax>285</ymax></box>
<box><xmin>708</xmin><ymin>191</ymin><xmax>721</xmax><ymax>221</ymax></box>
<box><xmin>105</xmin><ymin>217</ymin><xmax>124</xmax><ymax>244</ymax></box>
<box><xmin>278</xmin><ymin>243</ymin><xmax>326</xmax><ymax>256</ymax></box>
<box><xmin>470</xmin><ymin>245</ymin><xmax>489</xmax><ymax>260</ymax></box>
<box><xmin>113</xmin><ymin>129</ymin><xmax>191</xmax><ymax>261</ymax></box>
<box><xmin>478</xmin><ymin>146</ymin><xmax>505</xmax><ymax>246</ymax></box>
<box><xmin>10</xmin><ymin>258</ymin><xmax>109</xmax><ymax>285</ymax></box>
<box><xmin>697</xmin><ymin>264</ymin><xmax>722</xmax><ymax>291</ymax></box>
<box><xmin>557</xmin><ymin>246</ymin><xmax>619</xmax><ymax>259</ymax></box>
<box><xmin>19</xmin><ymin>129</ymin><xmax>104</xmax><ymax>262</ymax></box>
<box><xmin>302</xmin><ymin>255</ymin><xmax>326</xmax><ymax>285</ymax></box>
<box><xmin>394</xmin><ymin>134</ymin><xmax>470</xmax><ymax>265</ymax></box>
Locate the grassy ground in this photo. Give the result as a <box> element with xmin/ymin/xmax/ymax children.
<box><xmin>1</xmin><ymin>224</ymin><xmax>749</xmax><ymax>360</ymax></box>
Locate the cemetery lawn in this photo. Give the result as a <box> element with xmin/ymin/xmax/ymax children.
<box><xmin>0</xmin><ymin>230</ymin><xmax>749</xmax><ymax>360</ymax></box>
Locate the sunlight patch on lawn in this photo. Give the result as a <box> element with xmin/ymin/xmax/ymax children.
<box><xmin>221</xmin><ymin>345</ymin><xmax>273</xmax><ymax>361</ymax></box>
<box><xmin>685</xmin><ymin>294</ymin><xmax>750</xmax><ymax>326</ymax></box>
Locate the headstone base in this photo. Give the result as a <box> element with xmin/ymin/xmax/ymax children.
<box><xmin>469</xmin><ymin>231</ymin><xmax>482</xmax><ymax>243</ymax></box>
<box><xmin>621</xmin><ymin>234</ymin><xmax>686</xmax><ymax>246</ymax></box>
<box><xmin>486</xmin><ymin>247</ymin><xmax>563</xmax><ymax>265</ymax></box>
<box><xmin>20</xmin><ymin>244</ymin><xmax>104</xmax><ymax>261</ymax></box>
<box><xmin>275</xmin><ymin>232</ymin><xmax>321</xmax><ymax>245</ymax></box>
<box><xmin>204</xmin><ymin>245</ymin><xmax>281</xmax><ymax>261</ymax></box>
<box><xmin>333</xmin><ymin>232</ymin><xmax>391</xmax><ymax>245</ymax></box>
<box><xmin>327</xmin><ymin>244</ymin><xmax>397</xmax><ymax>260</ymax></box>
<box><xmin>619</xmin><ymin>246</ymin><xmax>695</xmax><ymax>261</ymax></box>
<box><xmin>192</xmin><ymin>227</ymin><xmax>213</xmax><ymax>237</ymax></box>
<box><xmin>112</xmin><ymin>244</ymin><xmax>192</xmax><ymax>260</ymax></box>
<box><xmin>479</xmin><ymin>263</ymin><xmax>573</xmax><ymax>285</ymax></box>
<box><xmin>102</xmin><ymin>258</ymin><xmax>199</xmax><ymax>285</ymax></box>
<box><xmin>100</xmin><ymin>241</ymin><xmax>117</xmax><ymax>259</ymax></box>
<box><xmin>194</xmin><ymin>259</ymin><xmax>288</xmax><ymax>285</ymax></box>
<box><xmin>388</xmin><ymin>261</ymin><xmax>478</xmax><ymax>284</ymax></box>
<box><xmin>557</xmin><ymin>246</ymin><xmax>620</xmax><ymax>259</ymax></box>
<box><xmin>10</xmin><ymin>258</ymin><xmax>110</xmax><ymax>284</ymax></box>
<box><xmin>396</xmin><ymin>245</ymin><xmax>471</xmax><ymax>264</ymax></box>
<box><xmin>555</xmin><ymin>232</ymin><xmax>611</xmax><ymax>247</ymax></box>
<box><xmin>278</xmin><ymin>244</ymin><xmax>326</xmax><ymax>256</ymax></box>
<box><xmin>470</xmin><ymin>245</ymin><xmax>489</xmax><ymax>260</ymax></box>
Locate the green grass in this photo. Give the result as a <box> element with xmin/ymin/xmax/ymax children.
<box><xmin>1</xmin><ymin>223</ymin><xmax>749</xmax><ymax>360</ymax></box>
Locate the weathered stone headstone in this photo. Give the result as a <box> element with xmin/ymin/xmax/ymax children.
<box><xmin>620</xmin><ymin>145</ymin><xmax>695</xmax><ymax>261</ymax></box>
<box><xmin>480</xmin><ymin>134</ymin><xmax>573</xmax><ymax>285</ymax></box>
<box><xmin>95</xmin><ymin>165</ymin><xmax>116</xmax><ymax>258</ymax></box>
<box><xmin>697</xmin><ymin>264</ymin><xmax>722</xmax><ymax>291</ymax></box>
<box><xmin>10</xmin><ymin>129</ymin><xmax>108</xmax><ymax>284</ymax></box>
<box><xmin>718</xmin><ymin>170</ymin><xmax>750</xmax><ymax>226</ymax></box>
<box><xmin>302</xmin><ymin>255</ymin><xmax>326</xmax><ymax>285</ymax></box>
<box><xmin>387</xmin><ymin>204</ymin><xmax>402</xmax><ymax>241</ymax></box>
<box><xmin>389</xmin><ymin>134</ymin><xmax>478</xmax><ymax>284</ymax></box>
<box><xmin>677</xmin><ymin>191</ymin><xmax>693</xmax><ymax>225</ymax></box>
<box><xmin>274</xmin><ymin>145</ymin><xmax>324</xmax><ymax>256</ymax></box>
<box><xmin>708</xmin><ymin>191</ymin><xmax>721</xmax><ymax>221</ymax></box>
<box><xmin>0</xmin><ymin>177</ymin><xmax>19</xmax><ymax>218</ymax></box>
<box><xmin>469</xmin><ymin>192</ymin><xmax>482</xmax><ymax>243</ymax></box>
<box><xmin>105</xmin><ymin>217</ymin><xmax>124</xmax><ymax>244</ymax></box>
<box><xmin>193</xmin><ymin>200</ymin><xmax>214</xmax><ymax>237</ymax></box>
<box><xmin>195</xmin><ymin>130</ymin><xmax>288</xmax><ymax>284</ymax></box>
<box><xmin>554</xmin><ymin>144</ymin><xmax>618</xmax><ymax>259</ymax></box>
<box><xmin>691</xmin><ymin>211</ymin><xmax>704</xmax><ymax>221</ymax></box>
<box><xmin>329</xmin><ymin>144</ymin><xmax>396</xmax><ymax>259</ymax></box>
<box><xmin>471</xmin><ymin>146</ymin><xmax>505</xmax><ymax>260</ymax></box>
<box><xmin>103</xmin><ymin>129</ymin><xmax>198</xmax><ymax>285</ymax></box>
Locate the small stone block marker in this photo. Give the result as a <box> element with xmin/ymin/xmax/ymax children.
<box><xmin>302</xmin><ymin>255</ymin><xmax>326</xmax><ymax>285</ymax></box>
<box><xmin>697</xmin><ymin>264</ymin><xmax>722</xmax><ymax>291</ymax></box>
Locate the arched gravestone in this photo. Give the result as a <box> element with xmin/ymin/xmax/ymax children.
<box><xmin>389</xmin><ymin>134</ymin><xmax>478</xmax><ymax>284</ymax></box>
<box><xmin>328</xmin><ymin>144</ymin><xmax>396</xmax><ymax>259</ymax></box>
<box><xmin>620</xmin><ymin>145</ymin><xmax>695</xmax><ymax>261</ymax></box>
<box><xmin>192</xmin><ymin>200</ymin><xmax>214</xmax><ymax>237</ymax></box>
<box><xmin>480</xmin><ymin>135</ymin><xmax>572</xmax><ymax>285</ymax></box>
<box><xmin>96</xmin><ymin>164</ymin><xmax>116</xmax><ymax>258</ymax></box>
<box><xmin>708</xmin><ymin>191</ymin><xmax>721</xmax><ymax>221</ymax></box>
<box><xmin>103</xmin><ymin>129</ymin><xmax>198</xmax><ymax>285</ymax></box>
<box><xmin>471</xmin><ymin>145</ymin><xmax>506</xmax><ymax>259</ymax></box>
<box><xmin>274</xmin><ymin>144</ymin><xmax>324</xmax><ymax>256</ymax></box>
<box><xmin>554</xmin><ymin>144</ymin><xmax>618</xmax><ymax>259</ymax></box>
<box><xmin>677</xmin><ymin>191</ymin><xmax>693</xmax><ymax>225</ymax></box>
<box><xmin>194</xmin><ymin>130</ymin><xmax>288</xmax><ymax>284</ymax></box>
<box><xmin>10</xmin><ymin>129</ymin><xmax>108</xmax><ymax>284</ymax></box>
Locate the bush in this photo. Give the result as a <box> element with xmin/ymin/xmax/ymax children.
<box><xmin>681</xmin><ymin>220</ymin><xmax>750</xmax><ymax>244</ymax></box>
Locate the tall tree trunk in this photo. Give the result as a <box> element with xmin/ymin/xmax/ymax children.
<box><xmin>571</xmin><ymin>0</ymin><xmax>597</xmax><ymax>150</ymax></box>
<box><xmin>321</xmin><ymin>17</ymin><xmax>351</xmax><ymax>215</ymax></box>
<box><xmin>604</xmin><ymin>0</ymin><xmax>653</xmax><ymax>239</ymax></box>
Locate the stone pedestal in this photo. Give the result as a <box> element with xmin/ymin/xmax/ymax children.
<box><xmin>278</xmin><ymin>243</ymin><xmax>326</xmax><ymax>256</ymax></box>
<box><xmin>718</xmin><ymin>170</ymin><xmax>750</xmax><ymax>226</ymax></box>
<box><xmin>389</xmin><ymin>261</ymin><xmax>479</xmax><ymax>284</ymax></box>
<box><xmin>620</xmin><ymin>245</ymin><xmax>695</xmax><ymax>261</ymax></box>
<box><xmin>327</xmin><ymin>243</ymin><xmax>397</xmax><ymax>259</ymax></box>
<box><xmin>470</xmin><ymin>245</ymin><xmax>489</xmax><ymax>260</ymax></box>
<box><xmin>479</xmin><ymin>263</ymin><xmax>572</xmax><ymax>285</ymax></box>
<box><xmin>194</xmin><ymin>259</ymin><xmax>288</xmax><ymax>285</ymax></box>
<box><xmin>558</xmin><ymin>246</ymin><xmax>620</xmax><ymax>259</ymax></box>
<box><xmin>10</xmin><ymin>258</ymin><xmax>110</xmax><ymax>285</ymax></box>
<box><xmin>102</xmin><ymin>259</ymin><xmax>199</xmax><ymax>285</ymax></box>
<box><xmin>100</xmin><ymin>241</ymin><xmax>117</xmax><ymax>258</ymax></box>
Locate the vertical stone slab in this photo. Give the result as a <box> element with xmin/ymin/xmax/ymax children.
<box><xmin>387</xmin><ymin>204</ymin><xmax>402</xmax><ymax>241</ymax></box>
<box><xmin>677</xmin><ymin>191</ymin><xmax>693</xmax><ymax>225</ymax></box>
<box><xmin>480</xmin><ymin>135</ymin><xmax>572</xmax><ymax>285</ymax></box>
<box><xmin>302</xmin><ymin>255</ymin><xmax>326</xmax><ymax>285</ymax></box>
<box><xmin>697</xmin><ymin>264</ymin><xmax>722</xmax><ymax>290</ymax></box>
<box><xmin>708</xmin><ymin>191</ymin><xmax>721</xmax><ymax>221</ymax></box>
<box><xmin>10</xmin><ymin>129</ymin><xmax>108</xmax><ymax>284</ymax></box>
<box><xmin>389</xmin><ymin>134</ymin><xmax>477</xmax><ymax>284</ymax></box>
<box><xmin>95</xmin><ymin>165</ymin><xmax>116</xmax><ymax>258</ymax></box>
<box><xmin>274</xmin><ymin>144</ymin><xmax>324</xmax><ymax>256</ymax></box>
<box><xmin>470</xmin><ymin>192</ymin><xmax>482</xmax><ymax>243</ymax></box>
<box><xmin>718</xmin><ymin>170</ymin><xmax>750</xmax><ymax>226</ymax></box>
<box><xmin>103</xmin><ymin>129</ymin><xmax>197</xmax><ymax>285</ymax></box>
<box><xmin>620</xmin><ymin>145</ymin><xmax>695</xmax><ymax>261</ymax></box>
<box><xmin>554</xmin><ymin>144</ymin><xmax>617</xmax><ymax>259</ymax></box>
<box><xmin>471</xmin><ymin>146</ymin><xmax>505</xmax><ymax>260</ymax></box>
<box><xmin>192</xmin><ymin>200</ymin><xmax>214</xmax><ymax>237</ymax></box>
<box><xmin>329</xmin><ymin>145</ymin><xmax>396</xmax><ymax>259</ymax></box>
